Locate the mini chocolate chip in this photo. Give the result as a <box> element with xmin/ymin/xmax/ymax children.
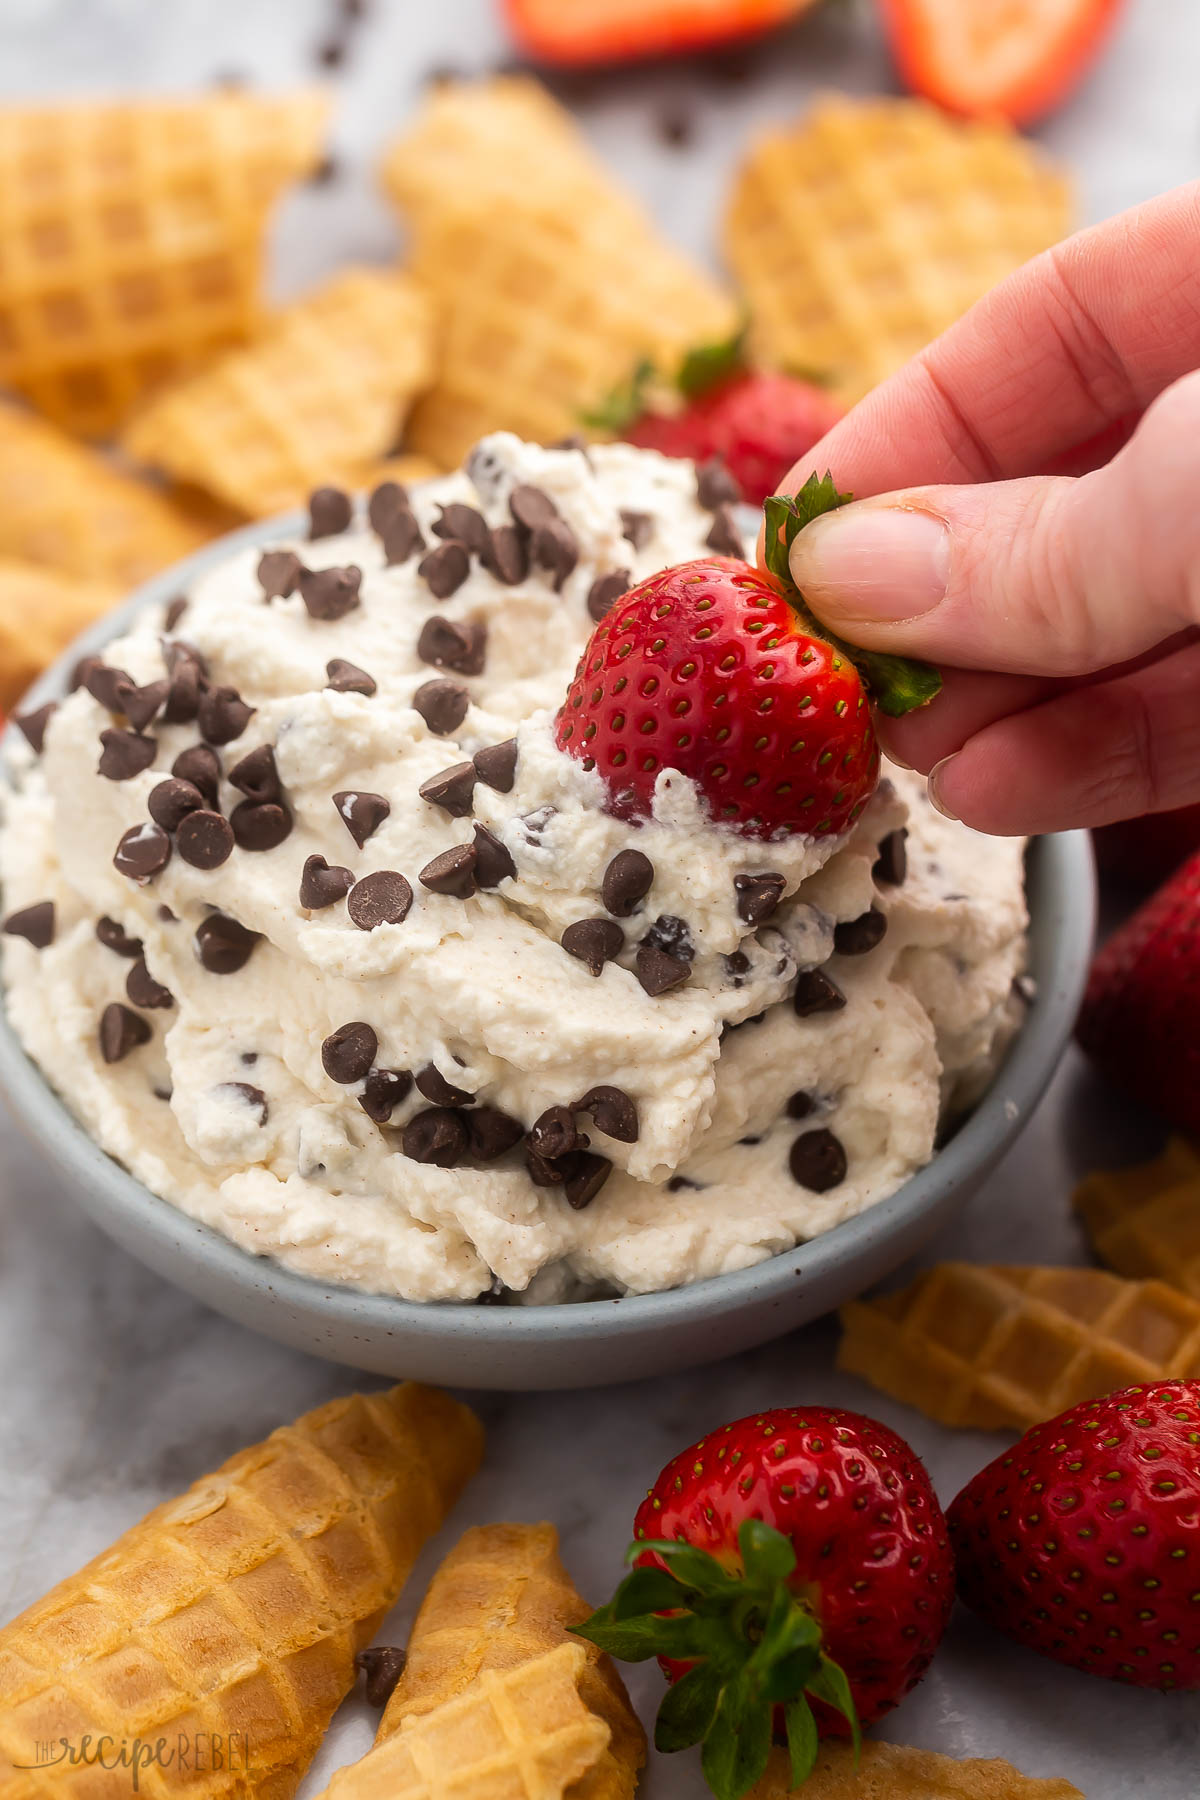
<box><xmin>636</xmin><ymin>943</ymin><xmax>691</xmax><ymax>995</ymax></box>
<box><xmin>96</xmin><ymin>916</ymin><xmax>142</xmax><ymax>958</ymax></box>
<box><xmin>380</xmin><ymin>507</ymin><xmax>425</xmax><ymax>564</ymax></box>
<box><xmin>348</xmin><ymin>870</ymin><xmax>413</xmax><ymax>930</ymax></box>
<box><xmin>418</xmin><ymin>541</ymin><xmax>471</xmax><ymax>600</ymax></box>
<box><xmin>472</xmin><ymin>824</ymin><xmax>517</xmax><ymax>888</ymax></box>
<box><xmin>561</xmin><ymin>916</ymin><xmax>623</xmax><ymax>976</ymax></box>
<box><xmin>164</xmin><ymin>635</ymin><xmax>209</xmax><ymax>677</ymax></box>
<box><xmin>668</xmin><ymin>1175</ymin><xmax>698</xmax><ymax>1192</ymax></box>
<box><xmin>472</xmin><ymin>739</ymin><xmax>517</xmax><ymax>792</ymax></box>
<box><xmin>229</xmin><ymin>745</ymin><xmax>281</xmax><ymax>805</ymax></box>
<box><xmin>149</xmin><ymin>777</ymin><xmax>206</xmax><ymax>832</ymax></box>
<box><xmin>620</xmin><ymin>510</ymin><xmax>653</xmax><ymax>550</ymax></box>
<box><xmin>334</xmin><ymin>789</ymin><xmax>390</xmax><ymax>848</ymax></box>
<box><xmin>356</xmin><ymin>1647</ymin><xmax>407</xmax><ymax>1709</ymax></box>
<box><xmin>573</xmin><ymin>1084</ymin><xmax>639</xmax><ymax>1143</ymax></box>
<box><xmin>419</xmin><ymin>843</ymin><xmax>478</xmax><ymax>898</ymax></box>
<box><xmin>531</xmin><ymin>519</ymin><xmax>578</xmax><ymax>591</ymax></box>
<box><xmin>412</xmin><ymin>678</ymin><xmax>470</xmax><ymax>736</ymax></box>
<box><xmin>705</xmin><ymin>505</ymin><xmax>744</xmax><ymax>557</ymax></box>
<box><xmin>416</xmin><ymin>1064</ymin><xmax>473</xmax><ymax>1107</ymax></box>
<box><xmin>416</xmin><ymin>615</ymin><xmax>487</xmax><ymax>675</ymax></box>
<box><xmin>834</xmin><ymin>908</ymin><xmax>888</xmax><ymax>956</ymax></box>
<box><xmin>509</xmin><ymin>484</ymin><xmax>561</xmax><ymax>532</ymax></box>
<box><xmin>126</xmin><ymin>957</ymin><xmax>173</xmax><ymax>1009</ymax></box>
<box><xmin>735</xmin><ymin>871</ymin><xmax>786</xmax><ymax>925</ymax></box>
<box><xmin>198</xmin><ymin>685</ymin><xmax>254</xmax><ymax>746</ymax></box>
<box><xmin>419</xmin><ymin>762</ymin><xmax>477</xmax><ymax>818</ymax></box>
<box><xmin>99</xmin><ymin>1002</ymin><xmax>151</xmax><ymax>1063</ymax></box>
<box><xmin>793</xmin><ymin>968</ymin><xmax>847</xmax><ymax>1016</ymax></box>
<box><xmin>215</xmin><ymin>1081</ymin><xmax>269</xmax><ymax>1126</ymax></box>
<box><xmin>873</xmin><ymin>829</ymin><xmax>908</xmax><ymax>888</ymax></box>
<box><xmin>298</xmin><ymin>564</ymin><xmax>362</xmax><ymax>621</ymax></box>
<box><xmin>98</xmin><ymin>730</ymin><xmax>156</xmax><ymax>781</ymax></box>
<box><xmin>177</xmin><ymin>810</ymin><xmax>235</xmax><ymax>870</ymax></box>
<box><xmin>308</xmin><ymin>486</ymin><xmax>353</xmax><ymax>538</ymax></box>
<box><xmin>367</xmin><ymin>480</ymin><xmax>411</xmax><ymax>534</ymax></box>
<box><xmin>172</xmin><ymin>744</ymin><xmax>222</xmax><ymax>806</ymax></box>
<box><xmin>563</xmin><ymin>1151</ymin><xmax>612</xmax><ymax>1209</ymax></box>
<box><xmin>86</xmin><ymin>663</ymin><xmax>135</xmax><ymax>712</ymax></box>
<box><xmin>587</xmin><ymin>569</ymin><xmax>630</xmax><ymax>622</ymax></box>
<box><xmin>529</xmin><ymin>1105</ymin><xmax>581</xmax><ymax>1160</ymax></box>
<box><xmin>525</xmin><ymin>1144</ymin><xmax>565</xmax><ymax>1187</ymax></box>
<box><xmin>3</xmin><ymin>900</ymin><xmax>54</xmax><ymax>949</ymax></box>
<box><xmin>468</xmin><ymin>1106</ymin><xmax>524</xmax><ymax>1160</ymax></box>
<box><xmin>359</xmin><ymin>1067</ymin><xmax>412</xmax><ymax>1123</ymax></box>
<box><xmin>300</xmin><ymin>854</ymin><xmax>356</xmax><ymax>909</ymax></box>
<box><xmin>697</xmin><ymin>454</ymin><xmax>742</xmax><ymax>509</ymax></box>
<box><xmin>481</xmin><ymin>524</ymin><xmax>529</xmax><ymax>585</ymax></box>
<box><xmin>726</xmin><ymin>949</ymin><xmax>751</xmax><ymax>978</ymax></box>
<box><xmin>786</xmin><ymin>1090</ymin><xmax>816</xmax><ymax>1120</ymax></box>
<box><xmin>114</xmin><ymin>823</ymin><xmax>172</xmax><ymax>882</ymax></box>
<box><xmin>71</xmin><ymin>653</ymin><xmax>103</xmax><ymax>692</ymax></box>
<box><xmin>789</xmin><ymin>1128</ymin><xmax>847</xmax><ymax>1192</ymax></box>
<box><xmin>326</xmin><ymin>658</ymin><xmax>376</xmax><ymax>696</ymax></box>
<box><xmin>195</xmin><ymin>913</ymin><xmax>260</xmax><ymax>974</ymax></box>
<box><xmin>15</xmin><ymin>701</ymin><xmax>56</xmax><ymax>753</ymax></box>
<box><xmin>322</xmin><ymin>1021</ymin><xmax>379</xmax><ymax>1084</ymax></box>
<box><xmin>123</xmin><ymin>683</ymin><xmax>169</xmax><ymax>736</ymax></box>
<box><xmin>158</xmin><ymin>906</ymin><xmax>177</xmax><ymax>923</ymax></box>
<box><xmin>602</xmin><ymin>848</ymin><xmax>654</xmax><ymax>917</ymax></box>
<box><xmin>164</xmin><ymin>595</ymin><xmax>189</xmax><ymax>630</ymax></box>
<box><xmin>241</xmin><ymin>1052</ymin><xmax>257</xmax><ymax>1065</ymax></box>
<box><xmin>161</xmin><ymin>656</ymin><xmax>204</xmax><ymax>727</ymax></box>
<box><xmin>230</xmin><ymin>801</ymin><xmax>292</xmax><ymax>852</ymax></box>
<box><xmin>258</xmin><ymin>548</ymin><xmax>303</xmax><ymax>599</ymax></box>
<box><xmin>642</xmin><ymin>914</ymin><xmax>694</xmax><ymax>961</ymax></box>
<box><xmin>432</xmin><ymin>503</ymin><xmax>490</xmax><ymax>554</ymax></box>
<box><xmin>402</xmin><ymin>1106</ymin><xmax>469</xmax><ymax>1167</ymax></box>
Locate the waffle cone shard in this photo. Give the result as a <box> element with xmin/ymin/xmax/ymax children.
<box><xmin>122</xmin><ymin>268</ymin><xmax>436</xmax><ymax>517</ymax></box>
<box><xmin>0</xmin><ymin>89</ymin><xmax>330</xmax><ymax>437</ymax></box>
<box><xmin>839</xmin><ymin>1262</ymin><xmax>1200</xmax><ymax>1430</ymax></box>
<box><xmin>0</xmin><ymin>559</ymin><xmax>118</xmax><ymax>709</ymax></box>
<box><xmin>749</xmin><ymin>1740</ymin><xmax>1083</xmax><ymax>1797</ymax></box>
<box><xmin>1075</xmin><ymin>1140</ymin><xmax>1200</xmax><ymax>1299</ymax></box>
<box><xmin>377</xmin><ymin>1523</ymin><xmax>643</xmax><ymax>1800</ymax></box>
<box><xmin>319</xmin><ymin>1643</ymin><xmax>608</xmax><ymax>1800</ymax></box>
<box><xmin>381</xmin><ymin>77</ymin><xmax>736</xmax><ymax>466</ymax></box>
<box><xmin>0</xmin><ymin>1383</ymin><xmax>483</xmax><ymax>1800</ymax></box>
<box><xmin>724</xmin><ymin>94</ymin><xmax>1072</xmax><ymax>405</ymax></box>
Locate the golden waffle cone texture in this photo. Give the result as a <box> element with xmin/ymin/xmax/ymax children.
<box><xmin>1075</xmin><ymin>1140</ymin><xmax>1200</xmax><ymax>1298</ymax></box>
<box><xmin>749</xmin><ymin>1740</ymin><xmax>1083</xmax><ymax>1797</ymax></box>
<box><xmin>0</xmin><ymin>559</ymin><xmax>118</xmax><ymax>710</ymax></box>
<box><xmin>0</xmin><ymin>1384</ymin><xmax>483</xmax><ymax>1800</ymax></box>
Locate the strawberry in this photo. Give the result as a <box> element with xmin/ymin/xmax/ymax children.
<box><xmin>1093</xmin><ymin>802</ymin><xmax>1200</xmax><ymax>889</ymax></box>
<box><xmin>554</xmin><ymin>475</ymin><xmax>940</xmax><ymax>839</ymax></box>
<box><xmin>1075</xmin><ymin>849</ymin><xmax>1200</xmax><ymax>1138</ymax></box>
<box><xmin>949</xmin><ymin>1380</ymin><xmax>1200</xmax><ymax>1690</ymax></box>
<box><xmin>503</xmin><ymin>0</ymin><xmax>817</xmax><ymax>67</ymax></box>
<box><xmin>574</xmin><ymin>1407</ymin><xmax>954</xmax><ymax>1799</ymax></box>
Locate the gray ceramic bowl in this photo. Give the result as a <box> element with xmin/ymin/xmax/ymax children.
<box><xmin>0</xmin><ymin>526</ymin><xmax>1097</xmax><ymax>1390</ymax></box>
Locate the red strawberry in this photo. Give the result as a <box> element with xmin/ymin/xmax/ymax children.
<box><xmin>1076</xmin><ymin>849</ymin><xmax>1200</xmax><ymax>1138</ymax></box>
<box><xmin>574</xmin><ymin>1407</ymin><xmax>954</xmax><ymax>1799</ymax></box>
<box><xmin>504</xmin><ymin>0</ymin><xmax>817</xmax><ymax>67</ymax></box>
<box><xmin>949</xmin><ymin>1380</ymin><xmax>1200</xmax><ymax>1691</ymax></box>
<box><xmin>554</xmin><ymin>476</ymin><xmax>940</xmax><ymax>840</ymax></box>
<box><xmin>627</xmin><ymin>370</ymin><xmax>843</xmax><ymax>508</ymax></box>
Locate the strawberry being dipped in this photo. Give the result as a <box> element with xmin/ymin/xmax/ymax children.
<box><xmin>504</xmin><ymin>0</ymin><xmax>817</xmax><ymax>67</ymax></box>
<box><xmin>950</xmin><ymin>1380</ymin><xmax>1200</xmax><ymax>1690</ymax></box>
<box><xmin>574</xmin><ymin>1407</ymin><xmax>954</xmax><ymax>1799</ymax></box>
<box><xmin>555</xmin><ymin>475</ymin><xmax>940</xmax><ymax>840</ymax></box>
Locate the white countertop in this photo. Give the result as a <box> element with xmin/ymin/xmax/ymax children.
<box><xmin>1</xmin><ymin>2</ymin><xmax>1198</xmax><ymax>1795</ymax></box>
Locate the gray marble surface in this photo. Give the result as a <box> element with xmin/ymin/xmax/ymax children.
<box><xmin>1</xmin><ymin>1</ymin><xmax>1199</xmax><ymax>1795</ymax></box>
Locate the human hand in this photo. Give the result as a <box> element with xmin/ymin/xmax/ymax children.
<box><xmin>764</xmin><ymin>180</ymin><xmax>1200</xmax><ymax>836</ymax></box>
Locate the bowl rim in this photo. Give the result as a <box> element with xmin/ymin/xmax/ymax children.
<box><xmin>0</xmin><ymin>522</ymin><xmax>1097</xmax><ymax>1344</ymax></box>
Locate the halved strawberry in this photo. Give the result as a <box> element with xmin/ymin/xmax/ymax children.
<box><xmin>504</xmin><ymin>0</ymin><xmax>817</xmax><ymax>67</ymax></box>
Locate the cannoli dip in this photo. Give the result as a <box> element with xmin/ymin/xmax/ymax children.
<box><xmin>0</xmin><ymin>436</ymin><xmax>1028</xmax><ymax>1303</ymax></box>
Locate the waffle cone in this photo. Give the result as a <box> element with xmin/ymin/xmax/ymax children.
<box><xmin>0</xmin><ymin>558</ymin><xmax>118</xmax><ymax>709</ymax></box>
<box><xmin>377</xmin><ymin>1524</ymin><xmax>643</xmax><ymax>1800</ymax></box>
<box><xmin>0</xmin><ymin>401</ymin><xmax>207</xmax><ymax>587</ymax></box>
<box><xmin>838</xmin><ymin>1263</ymin><xmax>1200</xmax><ymax>1431</ymax></box>
<box><xmin>0</xmin><ymin>90</ymin><xmax>330</xmax><ymax>438</ymax></box>
<box><xmin>749</xmin><ymin>1740</ymin><xmax>1083</xmax><ymax>1797</ymax></box>
<box><xmin>320</xmin><ymin>1644</ymin><xmax>608</xmax><ymax>1800</ymax></box>
<box><xmin>724</xmin><ymin>95</ymin><xmax>1072</xmax><ymax>405</ymax></box>
<box><xmin>382</xmin><ymin>77</ymin><xmax>736</xmax><ymax>466</ymax></box>
<box><xmin>1075</xmin><ymin>1140</ymin><xmax>1200</xmax><ymax>1298</ymax></box>
<box><xmin>0</xmin><ymin>1384</ymin><xmax>483</xmax><ymax>1800</ymax></box>
<box><xmin>122</xmin><ymin>269</ymin><xmax>436</xmax><ymax>518</ymax></box>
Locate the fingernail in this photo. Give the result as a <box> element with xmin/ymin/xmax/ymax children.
<box><xmin>927</xmin><ymin>756</ymin><xmax>960</xmax><ymax>821</ymax></box>
<box><xmin>788</xmin><ymin>505</ymin><xmax>951</xmax><ymax>622</ymax></box>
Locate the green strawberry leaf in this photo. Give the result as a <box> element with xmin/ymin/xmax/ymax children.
<box><xmin>677</xmin><ymin>323</ymin><xmax>749</xmax><ymax>399</ymax></box>
<box><xmin>763</xmin><ymin>475</ymin><xmax>943</xmax><ymax>719</ymax></box>
<box><xmin>580</xmin><ymin>356</ymin><xmax>656</xmax><ymax>434</ymax></box>
<box><xmin>807</xmin><ymin>1655</ymin><xmax>862</xmax><ymax>1760</ymax></box>
<box><xmin>610</xmin><ymin>1563</ymin><xmax>693</xmax><ymax>1619</ymax></box>
<box><xmin>701</xmin><ymin>1676</ymin><xmax>774</xmax><ymax>1800</ymax></box>
<box><xmin>655</xmin><ymin>1661</ymin><xmax>724</xmax><ymax>1754</ymax></box>
<box><xmin>738</xmin><ymin>1519</ymin><xmax>797</xmax><ymax>1589</ymax></box>
<box><xmin>784</xmin><ymin>1695</ymin><xmax>820</xmax><ymax>1790</ymax></box>
<box><xmin>632</xmin><ymin>1538</ymin><xmax>747</xmax><ymax>1601</ymax></box>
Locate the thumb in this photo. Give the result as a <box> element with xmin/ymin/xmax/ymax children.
<box><xmin>785</xmin><ymin>369</ymin><xmax>1200</xmax><ymax>678</ymax></box>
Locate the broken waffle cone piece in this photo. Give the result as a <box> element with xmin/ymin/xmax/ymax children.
<box><xmin>0</xmin><ymin>558</ymin><xmax>119</xmax><ymax>710</ymax></box>
<box><xmin>0</xmin><ymin>400</ymin><xmax>207</xmax><ymax>586</ymax></box>
<box><xmin>838</xmin><ymin>1263</ymin><xmax>1200</xmax><ymax>1431</ymax></box>
<box><xmin>0</xmin><ymin>88</ymin><xmax>330</xmax><ymax>437</ymax></box>
<box><xmin>381</xmin><ymin>76</ymin><xmax>736</xmax><ymax>466</ymax></box>
<box><xmin>724</xmin><ymin>94</ymin><xmax>1072</xmax><ymax>405</ymax></box>
<box><xmin>348</xmin><ymin>452</ymin><xmax>444</xmax><ymax>495</ymax></box>
<box><xmin>377</xmin><ymin>1523</ymin><xmax>644</xmax><ymax>1800</ymax></box>
<box><xmin>0</xmin><ymin>1384</ymin><xmax>483</xmax><ymax>1800</ymax></box>
<box><xmin>1075</xmin><ymin>1139</ymin><xmax>1200</xmax><ymax>1300</ymax></box>
<box><xmin>318</xmin><ymin>1643</ymin><xmax>609</xmax><ymax>1800</ymax></box>
<box><xmin>749</xmin><ymin>1739</ymin><xmax>1083</xmax><ymax>1797</ymax></box>
<box><xmin>122</xmin><ymin>268</ymin><xmax>436</xmax><ymax>518</ymax></box>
